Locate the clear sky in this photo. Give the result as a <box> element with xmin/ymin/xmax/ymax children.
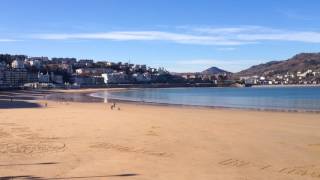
<box><xmin>1</xmin><ymin>0</ymin><xmax>320</xmax><ymax>72</ymax></box>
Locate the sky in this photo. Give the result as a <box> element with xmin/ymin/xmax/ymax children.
<box><xmin>1</xmin><ymin>0</ymin><xmax>320</xmax><ymax>72</ymax></box>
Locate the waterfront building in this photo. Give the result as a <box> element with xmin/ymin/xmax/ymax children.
<box><xmin>3</xmin><ymin>69</ymin><xmax>28</xmax><ymax>87</ymax></box>
<box><xmin>38</xmin><ymin>72</ymin><xmax>50</xmax><ymax>83</ymax></box>
<box><xmin>73</xmin><ymin>76</ymin><xmax>105</xmax><ymax>87</ymax></box>
<box><xmin>132</xmin><ymin>73</ymin><xmax>152</xmax><ymax>82</ymax></box>
<box><xmin>0</xmin><ymin>63</ymin><xmax>5</xmax><ymax>87</ymax></box>
<box><xmin>52</xmin><ymin>75</ymin><xmax>64</xmax><ymax>84</ymax></box>
<box><xmin>27</xmin><ymin>73</ymin><xmax>39</xmax><ymax>83</ymax></box>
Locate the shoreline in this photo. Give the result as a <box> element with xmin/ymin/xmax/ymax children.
<box><xmin>2</xmin><ymin>87</ymin><xmax>320</xmax><ymax>113</ymax></box>
<box><xmin>44</xmin><ymin>88</ymin><xmax>320</xmax><ymax>113</ymax></box>
<box><xmin>252</xmin><ymin>84</ymin><xmax>320</xmax><ymax>88</ymax></box>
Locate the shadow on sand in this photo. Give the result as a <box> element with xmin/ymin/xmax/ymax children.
<box><xmin>0</xmin><ymin>162</ymin><xmax>59</xmax><ymax>167</ymax></box>
<box><xmin>0</xmin><ymin>173</ymin><xmax>139</xmax><ymax>180</ymax></box>
<box><xmin>0</xmin><ymin>90</ymin><xmax>52</xmax><ymax>101</ymax></box>
<box><xmin>0</xmin><ymin>90</ymin><xmax>53</xmax><ymax>109</ymax></box>
<box><xmin>0</xmin><ymin>90</ymin><xmax>51</xmax><ymax>109</ymax></box>
<box><xmin>0</xmin><ymin>100</ymin><xmax>41</xmax><ymax>109</ymax></box>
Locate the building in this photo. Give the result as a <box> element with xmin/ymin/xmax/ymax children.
<box><xmin>73</xmin><ymin>76</ymin><xmax>105</xmax><ymax>87</ymax></box>
<box><xmin>132</xmin><ymin>73</ymin><xmax>152</xmax><ymax>83</ymax></box>
<box><xmin>0</xmin><ymin>62</ymin><xmax>6</xmax><ymax>86</ymax></box>
<box><xmin>28</xmin><ymin>56</ymin><xmax>49</xmax><ymax>62</ymax></box>
<box><xmin>11</xmin><ymin>59</ymin><xmax>25</xmax><ymax>69</ymax></box>
<box><xmin>74</xmin><ymin>59</ymin><xmax>94</xmax><ymax>68</ymax></box>
<box><xmin>133</xmin><ymin>64</ymin><xmax>147</xmax><ymax>72</ymax></box>
<box><xmin>78</xmin><ymin>59</ymin><xmax>94</xmax><ymax>66</ymax></box>
<box><xmin>0</xmin><ymin>69</ymin><xmax>5</xmax><ymax>88</ymax></box>
<box><xmin>38</xmin><ymin>72</ymin><xmax>50</xmax><ymax>83</ymax></box>
<box><xmin>297</xmin><ymin>69</ymin><xmax>313</xmax><ymax>78</ymax></box>
<box><xmin>76</xmin><ymin>68</ymin><xmax>113</xmax><ymax>76</ymax></box>
<box><xmin>51</xmin><ymin>58</ymin><xmax>77</xmax><ymax>65</ymax></box>
<box><xmin>52</xmin><ymin>75</ymin><xmax>64</xmax><ymax>84</ymax></box>
<box><xmin>27</xmin><ymin>57</ymin><xmax>49</xmax><ymax>66</ymax></box>
<box><xmin>28</xmin><ymin>59</ymin><xmax>42</xmax><ymax>69</ymax></box>
<box><xmin>27</xmin><ymin>73</ymin><xmax>39</xmax><ymax>83</ymax></box>
<box><xmin>240</xmin><ymin>76</ymin><xmax>259</xmax><ymax>85</ymax></box>
<box><xmin>3</xmin><ymin>69</ymin><xmax>28</xmax><ymax>87</ymax></box>
<box><xmin>106</xmin><ymin>62</ymin><xmax>116</xmax><ymax>66</ymax></box>
<box><xmin>101</xmin><ymin>72</ymin><xmax>129</xmax><ymax>84</ymax></box>
<box><xmin>26</xmin><ymin>57</ymin><xmax>49</xmax><ymax>69</ymax></box>
<box><xmin>60</xmin><ymin>63</ymin><xmax>73</xmax><ymax>74</ymax></box>
<box><xmin>0</xmin><ymin>60</ymin><xmax>29</xmax><ymax>88</ymax></box>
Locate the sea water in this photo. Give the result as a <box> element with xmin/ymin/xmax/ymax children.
<box><xmin>91</xmin><ymin>87</ymin><xmax>320</xmax><ymax>111</ymax></box>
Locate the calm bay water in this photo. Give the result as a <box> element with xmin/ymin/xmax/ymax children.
<box><xmin>91</xmin><ymin>87</ymin><xmax>320</xmax><ymax>111</ymax></box>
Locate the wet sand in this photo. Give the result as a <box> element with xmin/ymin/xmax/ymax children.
<box><xmin>0</xmin><ymin>89</ymin><xmax>320</xmax><ymax>179</ymax></box>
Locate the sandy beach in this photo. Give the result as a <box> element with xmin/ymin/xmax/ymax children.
<box><xmin>0</xmin><ymin>89</ymin><xmax>320</xmax><ymax>180</ymax></box>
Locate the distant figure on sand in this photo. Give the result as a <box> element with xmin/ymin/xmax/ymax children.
<box><xmin>108</xmin><ymin>102</ymin><xmax>121</xmax><ymax>110</ymax></box>
<box><xmin>109</xmin><ymin>102</ymin><xmax>117</xmax><ymax>110</ymax></box>
<box><xmin>44</xmin><ymin>102</ymin><xmax>48</xmax><ymax>107</ymax></box>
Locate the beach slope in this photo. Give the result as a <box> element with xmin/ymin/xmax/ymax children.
<box><xmin>0</xmin><ymin>99</ymin><xmax>320</xmax><ymax>179</ymax></box>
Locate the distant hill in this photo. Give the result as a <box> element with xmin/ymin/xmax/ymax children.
<box><xmin>236</xmin><ymin>53</ymin><xmax>320</xmax><ymax>76</ymax></box>
<box><xmin>201</xmin><ymin>66</ymin><xmax>230</xmax><ymax>75</ymax></box>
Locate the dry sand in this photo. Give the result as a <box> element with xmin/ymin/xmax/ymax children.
<box><xmin>0</xmin><ymin>90</ymin><xmax>320</xmax><ymax>179</ymax></box>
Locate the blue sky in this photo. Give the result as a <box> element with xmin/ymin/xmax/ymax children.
<box><xmin>1</xmin><ymin>0</ymin><xmax>320</xmax><ymax>72</ymax></box>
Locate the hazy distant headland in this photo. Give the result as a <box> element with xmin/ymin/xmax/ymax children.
<box><xmin>1</xmin><ymin>52</ymin><xmax>320</xmax><ymax>90</ymax></box>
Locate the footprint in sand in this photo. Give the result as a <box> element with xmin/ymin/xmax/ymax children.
<box><xmin>11</xmin><ymin>127</ymin><xmax>30</xmax><ymax>132</ymax></box>
<box><xmin>90</xmin><ymin>142</ymin><xmax>171</xmax><ymax>157</ymax></box>
<box><xmin>309</xmin><ymin>144</ymin><xmax>320</xmax><ymax>147</ymax></box>
<box><xmin>146</xmin><ymin>130</ymin><xmax>158</xmax><ymax>136</ymax></box>
<box><xmin>0</xmin><ymin>123</ymin><xmax>17</xmax><ymax>126</ymax></box>
<box><xmin>0</xmin><ymin>141</ymin><xmax>66</xmax><ymax>154</ymax></box>
<box><xmin>308</xmin><ymin>144</ymin><xmax>320</xmax><ymax>151</ymax></box>
<box><xmin>0</xmin><ymin>129</ymin><xmax>11</xmax><ymax>138</ymax></box>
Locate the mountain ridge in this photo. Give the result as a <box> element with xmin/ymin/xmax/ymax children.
<box><xmin>235</xmin><ymin>52</ymin><xmax>320</xmax><ymax>77</ymax></box>
<box><xmin>201</xmin><ymin>66</ymin><xmax>230</xmax><ymax>75</ymax></box>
